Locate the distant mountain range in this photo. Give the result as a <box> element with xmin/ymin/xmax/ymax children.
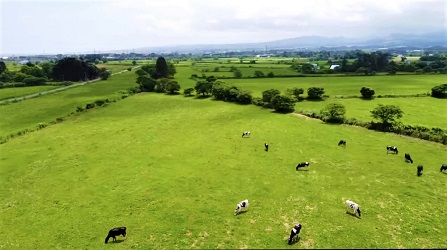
<box><xmin>130</xmin><ymin>30</ymin><xmax>446</xmax><ymax>54</ymax></box>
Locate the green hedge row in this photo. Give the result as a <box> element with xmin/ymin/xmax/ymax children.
<box><xmin>295</xmin><ymin>110</ymin><xmax>447</xmax><ymax>145</ymax></box>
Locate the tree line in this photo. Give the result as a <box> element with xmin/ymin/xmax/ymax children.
<box><xmin>0</xmin><ymin>58</ymin><xmax>111</xmax><ymax>89</ymax></box>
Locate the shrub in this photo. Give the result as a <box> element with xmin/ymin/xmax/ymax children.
<box><xmin>431</xmin><ymin>84</ymin><xmax>447</xmax><ymax>98</ymax></box>
<box><xmin>23</xmin><ymin>77</ymin><xmax>46</xmax><ymax>86</ymax></box>
<box><xmin>94</xmin><ymin>99</ymin><xmax>107</xmax><ymax>106</ymax></box>
<box><xmin>165</xmin><ymin>80</ymin><xmax>181</xmax><ymax>94</ymax></box>
<box><xmin>233</xmin><ymin>70</ymin><xmax>242</xmax><ymax>78</ymax></box>
<box><xmin>37</xmin><ymin>123</ymin><xmax>48</xmax><ymax>129</ymax></box>
<box><xmin>286</xmin><ymin>87</ymin><xmax>304</xmax><ymax>101</ymax></box>
<box><xmin>370</xmin><ymin>104</ymin><xmax>403</xmax><ymax>125</ymax></box>
<box><xmin>128</xmin><ymin>86</ymin><xmax>141</xmax><ymax>94</ymax></box>
<box><xmin>236</xmin><ymin>91</ymin><xmax>253</xmax><ymax>104</ymax></box>
<box><xmin>262</xmin><ymin>89</ymin><xmax>281</xmax><ymax>103</ymax></box>
<box><xmin>360</xmin><ymin>86</ymin><xmax>375</xmax><ymax>99</ymax></box>
<box><xmin>307</xmin><ymin>87</ymin><xmax>325</xmax><ymax>100</ymax></box>
<box><xmin>183</xmin><ymin>87</ymin><xmax>195</xmax><ymax>96</ymax></box>
<box><xmin>320</xmin><ymin>103</ymin><xmax>346</xmax><ymax>123</ymax></box>
<box><xmin>252</xmin><ymin>97</ymin><xmax>264</xmax><ymax>106</ymax></box>
<box><xmin>271</xmin><ymin>94</ymin><xmax>295</xmax><ymax>113</ymax></box>
<box><xmin>76</xmin><ymin>106</ymin><xmax>85</xmax><ymax>112</ymax></box>
<box><xmin>254</xmin><ymin>71</ymin><xmax>265</xmax><ymax>77</ymax></box>
<box><xmin>85</xmin><ymin>103</ymin><xmax>95</xmax><ymax>109</ymax></box>
<box><xmin>225</xmin><ymin>87</ymin><xmax>240</xmax><ymax>102</ymax></box>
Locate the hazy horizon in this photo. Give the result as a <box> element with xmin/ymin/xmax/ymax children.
<box><xmin>1</xmin><ymin>0</ymin><xmax>446</xmax><ymax>55</ymax></box>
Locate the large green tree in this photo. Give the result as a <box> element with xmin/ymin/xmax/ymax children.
<box><xmin>155</xmin><ymin>56</ymin><xmax>169</xmax><ymax>79</ymax></box>
<box><xmin>370</xmin><ymin>104</ymin><xmax>403</xmax><ymax>124</ymax></box>
<box><xmin>0</xmin><ymin>61</ymin><xmax>6</xmax><ymax>74</ymax></box>
<box><xmin>52</xmin><ymin>58</ymin><xmax>99</xmax><ymax>81</ymax></box>
<box><xmin>40</xmin><ymin>62</ymin><xmax>54</xmax><ymax>79</ymax></box>
<box><xmin>165</xmin><ymin>80</ymin><xmax>181</xmax><ymax>94</ymax></box>
<box><xmin>194</xmin><ymin>81</ymin><xmax>213</xmax><ymax>96</ymax></box>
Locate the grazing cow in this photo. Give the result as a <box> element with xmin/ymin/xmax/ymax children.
<box><xmin>105</xmin><ymin>227</ymin><xmax>126</xmax><ymax>244</ymax></box>
<box><xmin>404</xmin><ymin>153</ymin><xmax>413</xmax><ymax>164</ymax></box>
<box><xmin>386</xmin><ymin>146</ymin><xmax>399</xmax><ymax>154</ymax></box>
<box><xmin>417</xmin><ymin>165</ymin><xmax>423</xmax><ymax>176</ymax></box>
<box><xmin>242</xmin><ymin>131</ymin><xmax>251</xmax><ymax>137</ymax></box>
<box><xmin>264</xmin><ymin>143</ymin><xmax>269</xmax><ymax>152</ymax></box>
<box><xmin>345</xmin><ymin>200</ymin><xmax>361</xmax><ymax>218</ymax></box>
<box><xmin>440</xmin><ymin>164</ymin><xmax>447</xmax><ymax>172</ymax></box>
<box><xmin>234</xmin><ymin>199</ymin><xmax>249</xmax><ymax>215</ymax></box>
<box><xmin>296</xmin><ymin>162</ymin><xmax>310</xmax><ymax>170</ymax></box>
<box><xmin>338</xmin><ymin>140</ymin><xmax>346</xmax><ymax>147</ymax></box>
<box><xmin>288</xmin><ymin>224</ymin><xmax>302</xmax><ymax>245</ymax></box>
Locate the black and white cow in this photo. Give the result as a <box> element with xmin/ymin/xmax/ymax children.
<box><xmin>440</xmin><ymin>164</ymin><xmax>447</xmax><ymax>172</ymax></box>
<box><xmin>387</xmin><ymin>146</ymin><xmax>398</xmax><ymax>154</ymax></box>
<box><xmin>417</xmin><ymin>165</ymin><xmax>423</xmax><ymax>176</ymax></box>
<box><xmin>404</xmin><ymin>153</ymin><xmax>413</xmax><ymax>164</ymax></box>
<box><xmin>234</xmin><ymin>199</ymin><xmax>249</xmax><ymax>215</ymax></box>
<box><xmin>264</xmin><ymin>143</ymin><xmax>269</xmax><ymax>152</ymax></box>
<box><xmin>242</xmin><ymin>131</ymin><xmax>251</xmax><ymax>137</ymax></box>
<box><xmin>345</xmin><ymin>200</ymin><xmax>361</xmax><ymax>218</ymax></box>
<box><xmin>338</xmin><ymin>140</ymin><xmax>346</xmax><ymax>147</ymax></box>
<box><xmin>288</xmin><ymin>224</ymin><xmax>302</xmax><ymax>245</ymax></box>
<box><xmin>105</xmin><ymin>227</ymin><xmax>127</xmax><ymax>244</ymax></box>
<box><xmin>296</xmin><ymin>162</ymin><xmax>310</xmax><ymax>170</ymax></box>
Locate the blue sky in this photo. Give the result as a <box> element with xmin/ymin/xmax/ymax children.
<box><xmin>1</xmin><ymin>0</ymin><xmax>446</xmax><ymax>55</ymax></box>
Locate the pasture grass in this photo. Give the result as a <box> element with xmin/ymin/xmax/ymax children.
<box><xmin>222</xmin><ymin>74</ymin><xmax>444</xmax><ymax>98</ymax></box>
<box><xmin>96</xmin><ymin>62</ymin><xmax>133</xmax><ymax>73</ymax></box>
<box><xmin>0</xmin><ymin>94</ymin><xmax>446</xmax><ymax>249</ymax></box>
<box><xmin>0</xmin><ymin>86</ymin><xmax>59</xmax><ymax>100</ymax></box>
<box><xmin>295</xmin><ymin>97</ymin><xmax>447</xmax><ymax>130</ymax></box>
<box><xmin>0</xmin><ymin>72</ymin><xmax>137</xmax><ymax>139</ymax></box>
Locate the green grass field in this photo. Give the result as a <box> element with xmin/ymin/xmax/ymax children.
<box><xmin>221</xmin><ymin>75</ymin><xmax>444</xmax><ymax>98</ymax></box>
<box><xmin>1</xmin><ymin>94</ymin><xmax>446</xmax><ymax>249</ymax></box>
<box><xmin>0</xmin><ymin>86</ymin><xmax>59</xmax><ymax>100</ymax></box>
<box><xmin>295</xmin><ymin>97</ymin><xmax>447</xmax><ymax>130</ymax></box>
<box><xmin>0</xmin><ymin>72</ymin><xmax>137</xmax><ymax>139</ymax></box>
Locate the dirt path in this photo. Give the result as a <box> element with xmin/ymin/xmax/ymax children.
<box><xmin>290</xmin><ymin>112</ymin><xmax>323</xmax><ymax>122</ymax></box>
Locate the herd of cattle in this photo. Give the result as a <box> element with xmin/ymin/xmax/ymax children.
<box><xmin>385</xmin><ymin>145</ymin><xmax>446</xmax><ymax>176</ymax></box>
<box><xmin>104</xmin><ymin>132</ymin><xmax>446</xmax><ymax>245</ymax></box>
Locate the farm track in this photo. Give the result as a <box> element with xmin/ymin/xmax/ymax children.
<box><xmin>0</xmin><ymin>66</ymin><xmax>140</xmax><ymax>105</ymax></box>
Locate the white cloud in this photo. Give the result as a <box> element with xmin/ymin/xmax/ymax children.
<box><xmin>1</xmin><ymin>0</ymin><xmax>445</xmax><ymax>54</ymax></box>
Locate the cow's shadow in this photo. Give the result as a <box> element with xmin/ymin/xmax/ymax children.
<box><xmin>288</xmin><ymin>236</ymin><xmax>301</xmax><ymax>245</ymax></box>
<box><xmin>235</xmin><ymin>210</ymin><xmax>249</xmax><ymax>216</ymax></box>
<box><xmin>296</xmin><ymin>168</ymin><xmax>309</xmax><ymax>171</ymax></box>
<box><xmin>441</xmin><ymin>171</ymin><xmax>447</xmax><ymax>175</ymax></box>
<box><xmin>110</xmin><ymin>239</ymin><xmax>125</xmax><ymax>244</ymax></box>
<box><xmin>346</xmin><ymin>211</ymin><xmax>361</xmax><ymax>219</ymax></box>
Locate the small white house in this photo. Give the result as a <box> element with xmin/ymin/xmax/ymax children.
<box><xmin>330</xmin><ymin>65</ymin><xmax>340</xmax><ymax>70</ymax></box>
